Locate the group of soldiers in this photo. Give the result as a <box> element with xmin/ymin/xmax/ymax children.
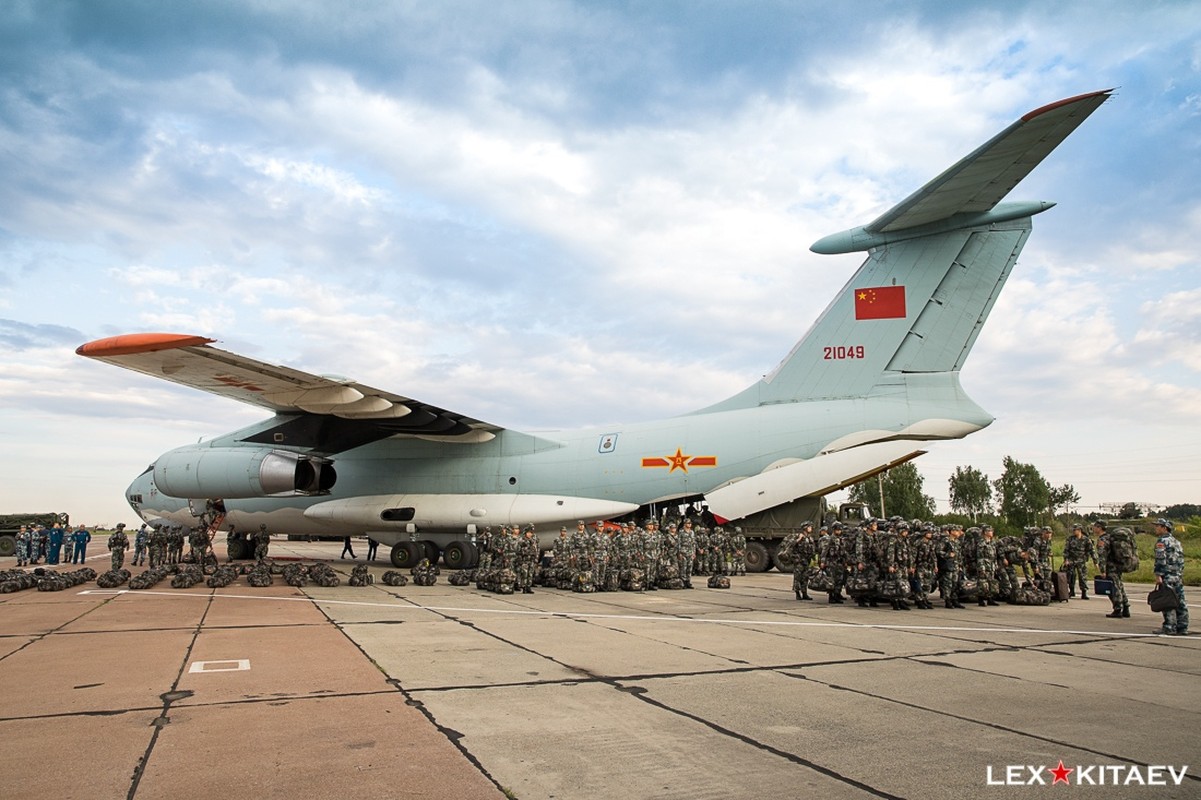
<box><xmin>777</xmin><ymin>516</ymin><xmax>1151</xmax><ymax>615</ymax></box>
<box><xmin>504</xmin><ymin>517</ymin><xmax>745</xmax><ymax>593</ymax></box>
<box><xmin>13</xmin><ymin>523</ymin><xmax>94</xmax><ymax>566</ymax></box>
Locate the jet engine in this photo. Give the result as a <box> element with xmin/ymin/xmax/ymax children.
<box><xmin>153</xmin><ymin>445</ymin><xmax>336</xmax><ymax>499</ymax></box>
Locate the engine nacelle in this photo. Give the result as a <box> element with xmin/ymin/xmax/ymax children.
<box><xmin>153</xmin><ymin>446</ymin><xmax>336</xmax><ymax>499</ymax></box>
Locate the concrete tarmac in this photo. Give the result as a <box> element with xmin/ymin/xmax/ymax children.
<box><xmin>2</xmin><ymin>541</ymin><xmax>1198</xmax><ymax>800</ymax></box>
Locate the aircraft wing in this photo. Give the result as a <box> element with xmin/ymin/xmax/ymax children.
<box><xmin>76</xmin><ymin>333</ymin><xmax>502</xmax><ymax>447</ymax></box>
<box><xmin>866</xmin><ymin>89</ymin><xmax>1113</xmax><ymax>233</ymax></box>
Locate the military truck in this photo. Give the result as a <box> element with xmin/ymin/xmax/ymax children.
<box><xmin>732</xmin><ymin>498</ymin><xmax>871</xmax><ymax>572</ymax></box>
<box><xmin>0</xmin><ymin>512</ymin><xmax>70</xmax><ymax>557</ymax></box>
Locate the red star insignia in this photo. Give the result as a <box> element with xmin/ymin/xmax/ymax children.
<box><xmin>667</xmin><ymin>447</ymin><xmax>691</xmax><ymax>473</ymax></box>
<box><xmin>1050</xmin><ymin>760</ymin><xmax>1072</xmax><ymax>785</ymax></box>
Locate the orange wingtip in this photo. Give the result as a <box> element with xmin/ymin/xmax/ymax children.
<box><xmin>1021</xmin><ymin>88</ymin><xmax>1113</xmax><ymax>122</ymax></box>
<box><xmin>75</xmin><ymin>333</ymin><xmax>217</xmax><ymax>357</ymax></box>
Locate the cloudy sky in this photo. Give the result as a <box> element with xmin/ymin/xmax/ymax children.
<box><xmin>2</xmin><ymin>0</ymin><xmax>1199</xmax><ymax>525</ymax></box>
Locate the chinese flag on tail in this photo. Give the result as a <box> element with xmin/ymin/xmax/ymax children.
<box><xmin>853</xmin><ymin>285</ymin><xmax>906</xmax><ymax>320</ymax></box>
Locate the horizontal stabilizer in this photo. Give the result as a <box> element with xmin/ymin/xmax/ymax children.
<box><xmin>865</xmin><ymin>89</ymin><xmax>1112</xmax><ymax>234</ymax></box>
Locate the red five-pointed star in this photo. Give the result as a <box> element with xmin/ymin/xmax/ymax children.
<box><xmin>1050</xmin><ymin>760</ymin><xmax>1073</xmax><ymax>785</ymax></box>
<box><xmin>667</xmin><ymin>448</ymin><xmax>691</xmax><ymax>473</ymax></box>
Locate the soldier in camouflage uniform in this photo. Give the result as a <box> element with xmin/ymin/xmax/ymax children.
<box><xmin>1030</xmin><ymin>526</ymin><xmax>1054</xmax><ymax>590</ymax></box>
<box><xmin>780</xmin><ymin>522</ymin><xmax>816</xmax><ymax>600</ymax></box>
<box><xmin>974</xmin><ymin>526</ymin><xmax>1000</xmax><ymax>606</ymax></box>
<box><xmin>692</xmin><ymin>525</ymin><xmax>709</xmax><ymax>576</ymax></box>
<box><xmin>819</xmin><ymin>523</ymin><xmax>848</xmax><ymax>603</ymax></box>
<box><xmin>994</xmin><ymin>534</ymin><xmax>1026</xmax><ymax>603</ymax></box>
<box><xmin>1153</xmin><ymin>518</ymin><xmax>1189</xmax><ymax>635</ymax></box>
<box><xmin>937</xmin><ymin>524</ymin><xmax>966</xmax><ymax>609</ymax></box>
<box><xmin>848</xmin><ymin>519</ymin><xmax>879</xmax><ymax>607</ymax></box>
<box><xmin>1062</xmin><ymin>523</ymin><xmax>1097</xmax><ymax>599</ymax></box>
<box><xmin>253</xmin><ymin>524</ymin><xmax>271</xmax><ymax>563</ymax></box>
<box><xmin>167</xmin><ymin>525</ymin><xmax>184</xmax><ymax>565</ymax></box>
<box><xmin>551</xmin><ymin>527</ymin><xmax>570</xmax><ymax>589</ymax></box>
<box><xmin>658</xmin><ymin>523</ymin><xmax>679</xmax><ymax>588</ymax></box>
<box><xmin>108</xmin><ymin>524</ymin><xmax>130</xmax><ymax>571</ymax></box>
<box><xmin>133</xmin><ymin>524</ymin><xmax>148</xmax><ymax>566</ymax></box>
<box><xmin>880</xmin><ymin>522</ymin><xmax>911</xmax><ymax>610</ymax></box>
<box><xmin>677</xmin><ymin>519</ymin><xmax>697</xmax><ymax>589</ymax></box>
<box><xmin>516</xmin><ymin>526</ymin><xmax>539</xmax><ymax>593</ymax></box>
<box><xmin>189</xmin><ymin>526</ymin><xmax>211</xmax><ymax>570</ymax></box>
<box><xmin>476</xmin><ymin>527</ymin><xmax>493</xmax><ymax>571</ymax></box>
<box><xmin>148</xmin><ymin>523</ymin><xmax>167</xmax><ymax>569</ymax></box>
<box><xmin>909</xmin><ymin>524</ymin><xmax>937</xmax><ymax>609</ymax></box>
<box><xmin>1096</xmin><ymin>520</ymin><xmax>1130</xmax><ymax>618</ymax></box>
<box><xmin>15</xmin><ymin>525</ymin><xmax>30</xmax><ymax>567</ymax></box>
<box><xmin>641</xmin><ymin>519</ymin><xmax>661</xmax><ymax>590</ymax></box>
<box><xmin>729</xmin><ymin>528</ymin><xmax>746</xmax><ymax>576</ymax></box>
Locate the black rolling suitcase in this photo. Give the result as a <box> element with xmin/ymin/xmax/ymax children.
<box><xmin>1050</xmin><ymin>570</ymin><xmax>1070</xmax><ymax>602</ymax></box>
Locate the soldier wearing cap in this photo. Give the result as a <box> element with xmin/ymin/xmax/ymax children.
<box><xmin>937</xmin><ymin>523</ymin><xmax>966</xmax><ymax>609</ymax></box>
<box><xmin>819</xmin><ymin>522</ymin><xmax>848</xmax><ymax>603</ymax></box>
<box><xmin>677</xmin><ymin>518</ymin><xmax>697</xmax><ymax>589</ymax></box>
<box><xmin>1153</xmin><ymin>519</ymin><xmax>1188</xmax><ymax>635</ymax></box>
<box><xmin>1062</xmin><ymin>523</ymin><xmax>1096</xmax><ymax>599</ymax></box>
<box><xmin>641</xmin><ymin>519</ymin><xmax>661</xmax><ymax>589</ymax></box>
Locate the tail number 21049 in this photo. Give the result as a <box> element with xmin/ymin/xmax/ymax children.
<box><xmin>823</xmin><ymin>345</ymin><xmax>865</xmax><ymax>360</ymax></box>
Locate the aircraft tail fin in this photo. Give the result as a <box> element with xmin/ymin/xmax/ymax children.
<box><xmin>699</xmin><ymin>90</ymin><xmax>1110</xmax><ymax>413</ymax></box>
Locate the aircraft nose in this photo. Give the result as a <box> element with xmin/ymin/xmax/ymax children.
<box><xmin>126</xmin><ymin>465</ymin><xmax>155</xmax><ymax>517</ymax></box>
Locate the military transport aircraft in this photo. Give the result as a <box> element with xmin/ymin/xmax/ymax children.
<box><xmin>78</xmin><ymin>89</ymin><xmax>1111</xmax><ymax>569</ymax></box>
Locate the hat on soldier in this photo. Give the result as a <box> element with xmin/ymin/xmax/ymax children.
<box><xmin>1155</xmin><ymin>518</ymin><xmax>1172</xmax><ymax>529</ymax></box>
<box><xmin>1092</xmin><ymin>519</ymin><xmax>1107</xmax><ymax>530</ymax></box>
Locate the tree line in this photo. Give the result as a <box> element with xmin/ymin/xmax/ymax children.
<box><xmin>846</xmin><ymin>457</ymin><xmax>1082</xmax><ymax>527</ymax></box>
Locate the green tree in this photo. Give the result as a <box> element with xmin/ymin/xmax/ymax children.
<box><xmin>848</xmin><ymin>462</ymin><xmax>936</xmax><ymax>520</ymax></box>
<box><xmin>1048</xmin><ymin>483</ymin><xmax>1080</xmax><ymax>515</ymax></box>
<box><xmin>992</xmin><ymin>456</ymin><xmax>1050</xmax><ymax>527</ymax></box>
<box><xmin>948</xmin><ymin>465</ymin><xmax>991</xmax><ymax>521</ymax></box>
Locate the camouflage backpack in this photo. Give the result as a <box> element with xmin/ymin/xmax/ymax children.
<box><xmin>1108</xmin><ymin>527</ymin><xmax>1139</xmax><ymax>573</ymax></box>
<box><xmin>381</xmin><ymin>570</ymin><xmax>408</xmax><ymax>587</ymax></box>
<box><xmin>707</xmin><ymin>574</ymin><xmax>730</xmax><ymax>589</ymax></box>
<box><xmin>806</xmin><ymin>569</ymin><xmax>833</xmax><ymax>592</ymax></box>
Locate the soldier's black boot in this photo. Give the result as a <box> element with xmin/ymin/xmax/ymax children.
<box><xmin>1081</xmin><ymin>592</ymin><xmax>1088</xmax><ymax>600</ymax></box>
<box><xmin>796</xmin><ymin>590</ymin><xmax>802</xmax><ymax>600</ymax></box>
<box><xmin>945</xmin><ymin>599</ymin><xmax>955</xmax><ymax>609</ymax></box>
<box><xmin>978</xmin><ymin>599</ymin><xmax>987</xmax><ymax>606</ymax></box>
<box><xmin>897</xmin><ymin>600</ymin><xmax>910</xmax><ymax>610</ymax></box>
<box><xmin>1106</xmin><ymin>606</ymin><xmax>1122</xmax><ymax>618</ymax></box>
<box><xmin>801</xmin><ymin>592</ymin><xmax>812</xmax><ymax>600</ymax></box>
<box><xmin>1122</xmin><ymin>604</ymin><xmax>1130</xmax><ymax>618</ymax></box>
<box><xmin>987</xmin><ymin>599</ymin><xmax>999</xmax><ymax>606</ymax></box>
<box><xmin>889</xmin><ymin>599</ymin><xmax>899</xmax><ymax>610</ymax></box>
<box><xmin>856</xmin><ymin>597</ymin><xmax>868</xmax><ymax>607</ymax></box>
<box><xmin>953</xmin><ymin>600</ymin><xmax>966</xmax><ymax>609</ymax></box>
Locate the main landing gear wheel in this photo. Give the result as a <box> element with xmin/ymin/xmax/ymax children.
<box><xmin>390</xmin><ymin>541</ymin><xmax>421</xmax><ymax>569</ymax></box>
<box><xmin>443</xmin><ymin>540</ymin><xmax>478</xmax><ymax>569</ymax></box>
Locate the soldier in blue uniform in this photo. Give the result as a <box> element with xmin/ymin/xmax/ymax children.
<box><xmin>71</xmin><ymin>525</ymin><xmax>92</xmax><ymax>564</ymax></box>
<box><xmin>1153</xmin><ymin>519</ymin><xmax>1189</xmax><ymax>635</ymax></box>
<box><xmin>47</xmin><ymin>524</ymin><xmax>64</xmax><ymax>565</ymax></box>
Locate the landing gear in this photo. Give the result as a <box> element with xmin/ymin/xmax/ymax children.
<box><xmin>390</xmin><ymin>541</ymin><xmax>422</xmax><ymax>569</ymax></box>
<box><xmin>443</xmin><ymin>540</ymin><xmax>479</xmax><ymax>569</ymax></box>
